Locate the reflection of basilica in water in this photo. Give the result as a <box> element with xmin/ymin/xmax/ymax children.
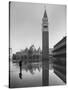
<box><xmin>19</xmin><ymin>62</ymin><xmax>42</xmax><ymax>79</ymax></box>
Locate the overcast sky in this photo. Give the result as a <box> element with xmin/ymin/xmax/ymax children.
<box><xmin>10</xmin><ymin>2</ymin><xmax>66</xmax><ymax>53</ymax></box>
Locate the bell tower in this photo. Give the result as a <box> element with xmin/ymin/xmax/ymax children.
<box><xmin>42</xmin><ymin>9</ymin><xmax>49</xmax><ymax>86</ymax></box>
<box><xmin>42</xmin><ymin>9</ymin><xmax>49</xmax><ymax>59</ymax></box>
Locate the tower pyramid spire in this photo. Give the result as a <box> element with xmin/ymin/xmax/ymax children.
<box><xmin>44</xmin><ymin>9</ymin><xmax>47</xmax><ymax>18</ymax></box>
<box><xmin>43</xmin><ymin>5</ymin><xmax>48</xmax><ymax>18</ymax></box>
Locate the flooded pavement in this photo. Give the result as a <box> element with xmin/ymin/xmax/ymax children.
<box><xmin>10</xmin><ymin>61</ymin><xmax>42</xmax><ymax>88</ymax></box>
<box><xmin>9</xmin><ymin>59</ymin><xmax>65</xmax><ymax>88</ymax></box>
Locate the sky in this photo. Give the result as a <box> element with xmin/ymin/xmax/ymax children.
<box><xmin>10</xmin><ymin>2</ymin><xmax>66</xmax><ymax>53</ymax></box>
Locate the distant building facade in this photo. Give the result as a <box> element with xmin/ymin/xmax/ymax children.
<box><xmin>12</xmin><ymin>47</ymin><xmax>42</xmax><ymax>63</ymax></box>
<box><xmin>53</xmin><ymin>36</ymin><xmax>66</xmax><ymax>83</ymax></box>
<box><xmin>9</xmin><ymin>48</ymin><xmax>12</xmax><ymax>60</ymax></box>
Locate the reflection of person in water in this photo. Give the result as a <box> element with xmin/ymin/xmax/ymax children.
<box><xmin>19</xmin><ymin>60</ymin><xmax>23</xmax><ymax>79</ymax></box>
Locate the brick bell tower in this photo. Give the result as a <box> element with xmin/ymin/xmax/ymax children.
<box><xmin>42</xmin><ymin>9</ymin><xmax>49</xmax><ymax>86</ymax></box>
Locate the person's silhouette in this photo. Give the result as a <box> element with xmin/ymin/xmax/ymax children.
<box><xmin>19</xmin><ymin>60</ymin><xmax>23</xmax><ymax>79</ymax></box>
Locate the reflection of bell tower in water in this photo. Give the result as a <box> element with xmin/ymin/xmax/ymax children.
<box><xmin>42</xmin><ymin>9</ymin><xmax>49</xmax><ymax>86</ymax></box>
